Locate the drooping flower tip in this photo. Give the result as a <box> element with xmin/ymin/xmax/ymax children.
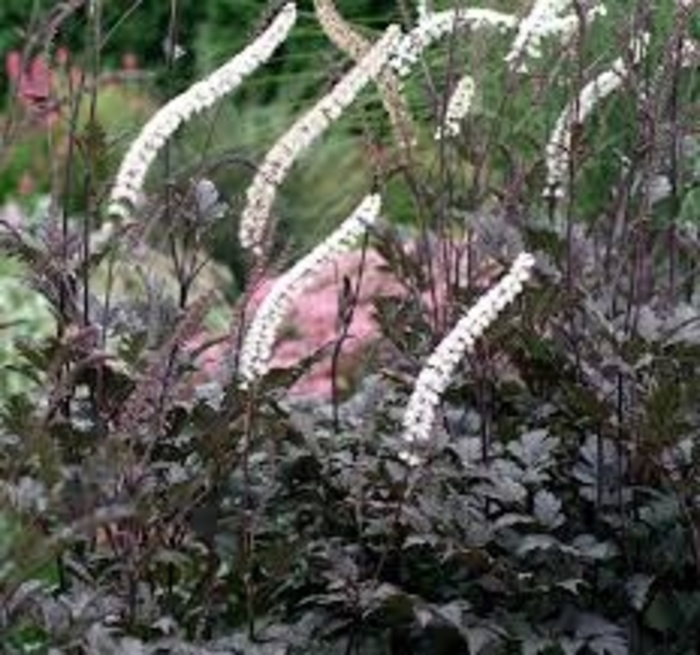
<box><xmin>108</xmin><ymin>3</ymin><xmax>297</xmax><ymax>221</ymax></box>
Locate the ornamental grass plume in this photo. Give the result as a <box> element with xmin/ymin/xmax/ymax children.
<box><xmin>105</xmin><ymin>3</ymin><xmax>297</xmax><ymax>225</ymax></box>
<box><xmin>238</xmin><ymin>26</ymin><xmax>400</xmax><ymax>257</ymax></box>
<box><xmin>401</xmin><ymin>252</ymin><xmax>536</xmax><ymax>464</ymax></box>
<box><xmin>545</xmin><ymin>34</ymin><xmax>648</xmax><ymax>197</ymax></box>
<box><xmin>238</xmin><ymin>194</ymin><xmax>381</xmax><ymax>386</ymax></box>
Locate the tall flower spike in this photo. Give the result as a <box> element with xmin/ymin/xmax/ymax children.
<box><xmin>545</xmin><ymin>33</ymin><xmax>648</xmax><ymax>198</ymax></box>
<box><xmin>105</xmin><ymin>3</ymin><xmax>297</xmax><ymax>224</ymax></box>
<box><xmin>390</xmin><ymin>9</ymin><xmax>517</xmax><ymax>80</ymax></box>
<box><xmin>239</xmin><ymin>26</ymin><xmax>400</xmax><ymax>257</ymax></box>
<box><xmin>400</xmin><ymin>253</ymin><xmax>536</xmax><ymax>464</ymax></box>
<box><xmin>238</xmin><ymin>194</ymin><xmax>381</xmax><ymax>386</ymax></box>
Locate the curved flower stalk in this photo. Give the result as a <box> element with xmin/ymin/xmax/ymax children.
<box><xmin>435</xmin><ymin>74</ymin><xmax>475</xmax><ymax>140</ymax></box>
<box><xmin>505</xmin><ymin>0</ymin><xmax>607</xmax><ymax>72</ymax></box>
<box><xmin>239</xmin><ymin>194</ymin><xmax>381</xmax><ymax>386</ymax></box>
<box><xmin>545</xmin><ymin>34</ymin><xmax>648</xmax><ymax>198</ymax></box>
<box><xmin>106</xmin><ymin>3</ymin><xmax>297</xmax><ymax>223</ymax></box>
<box><xmin>390</xmin><ymin>9</ymin><xmax>518</xmax><ymax>79</ymax></box>
<box><xmin>400</xmin><ymin>252</ymin><xmax>536</xmax><ymax>464</ymax></box>
<box><xmin>314</xmin><ymin>0</ymin><xmax>416</xmax><ymax>154</ymax></box>
<box><xmin>239</xmin><ymin>26</ymin><xmax>400</xmax><ymax>257</ymax></box>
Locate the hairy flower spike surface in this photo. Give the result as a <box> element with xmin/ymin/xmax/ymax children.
<box><xmin>106</xmin><ymin>3</ymin><xmax>297</xmax><ymax>223</ymax></box>
<box><xmin>239</xmin><ymin>194</ymin><xmax>381</xmax><ymax>385</ymax></box>
<box><xmin>435</xmin><ymin>74</ymin><xmax>475</xmax><ymax>140</ymax></box>
<box><xmin>239</xmin><ymin>26</ymin><xmax>400</xmax><ymax>257</ymax></box>
<box><xmin>400</xmin><ymin>253</ymin><xmax>536</xmax><ymax>463</ymax></box>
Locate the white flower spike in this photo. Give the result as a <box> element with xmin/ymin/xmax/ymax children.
<box><xmin>107</xmin><ymin>3</ymin><xmax>297</xmax><ymax>222</ymax></box>
<box><xmin>545</xmin><ymin>33</ymin><xmax>648</xmax><ymax>197</ymax></box>
<box><xmin>505</xmin><ymin>0</ymin><xmax>607</xmax><ymax>72</ymax></box>
<box><xmin>401</xmin><ymin>252</ymin><xmax>536</xmax><ymax>463</ymax></box>
<box><xmin>239</xmin><ymin>26</ymin><xmax>400</xmax><ymax>257</ymax></box>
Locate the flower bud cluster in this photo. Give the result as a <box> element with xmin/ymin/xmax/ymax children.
<box><xmin>390</xmin><ymin>9</ymin><xmax>517</xmax><ymax>79</ymax></box>
<box><xmin>239</xmin><ymin>26</ymin><xmax>399</xmax><ymax>257</ymax></box>
<box><xmin>107</xmin><ymin>3</ymin><xmax>297</xmax><ymax>220</ymax></box>
<box><xmin>435</xmin><ymin>74</ymin><xmax>475</xmax><ymax>140</ymax></box>
<box><xmin>401</xmin><ymin>252</ymin><xmax>535</xmax><ymax>460</ymax></box>
<box><xmin>239</xmin><ymin>194</ymin><xmax>381</xmax><ymax>385</ymax></box>
<box><xmin>505</xmin><ymin>0</ymin><xmax>607</xmax><ymax>72</ymax></box>
<box><xmin>545</xmin><ymin>34</ymin><xmax>648</xmax><ymax>197</ymax></box>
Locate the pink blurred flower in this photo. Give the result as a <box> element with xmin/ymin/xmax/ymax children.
<box><xmin>121</xmin><ymin>53</ymin><xmax>139</xmax><ymax>71</ymax></box>
<box><xmin>17</xmin><ymin>172</ymin><xmax>35</xmax><ymax>196</ymax></box>
<box><xmin>186</xmin><ymin>249</ymin><xmax>402</xmax><ymax>399</ymax></box>
<box><xmin>5</xmin><ymin>50</ymin><xmax>59</xmax><ymax>125</ymax></box>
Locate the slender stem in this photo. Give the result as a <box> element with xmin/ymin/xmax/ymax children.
<box><xmin>331</xmin><ymin>233</ymin><xmax>370</xmax><ymax>433</ymax></box>
<box><xmin>241</xmin><ymin>385</ymin><xmax>257</xmax><ymax>639</ymax></box>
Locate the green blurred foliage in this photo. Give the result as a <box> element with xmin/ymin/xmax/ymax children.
<box><xmin>0</xmin><ymin>246</ymin><xmax>54</xmax><ymax>398</ymax></box>
<box><xmin>0</xmin><ymin>83</ymin><xmax>156</xmax><ymax>203</ymax></box>
<box><xmin>0</xmin><ymin>0</ymin><xmax>397</xmax><ymax>99</ymax></box>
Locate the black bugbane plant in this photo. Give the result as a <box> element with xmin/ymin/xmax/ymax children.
<box><xmin>1</xmin><ymin>1</ymin><xmax>700</xmax><ymax>654</ymax></box>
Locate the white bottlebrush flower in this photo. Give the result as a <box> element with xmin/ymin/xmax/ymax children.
<box><xmin>239</xmin><ymin>26</ymin><xmax>400</xmax><ymax>256</ymax></box>
<box><xmin>238</xmin><ymin>194</ymin><xmax>381</xmax><ymax>385</ymax></box>
<box><xmin>505</xmin><ymin>0</ymin><xmax>607</xmax><ymax>72</ymax></box>
<box><xmin>390</xmin><ymin>9</ymin><xmax>517</xmax><ymax>79</ymax></box>
<box><xmin>435</xmin><ymin>74</ymin><xmax>475</xmax><ymax>140</ymax></box>
<box><xmin>544</xmin><ymin>33</ymin><xmax>648</xmax><ymax>197</ymax></box>
<box><xmin>400</xmin><ymin>252</ymin><xmax>536</xmax><ymax>462</ymax></box>
<box><xmin>105</xmin><ymin>3</ymin><xmax>297</xmax><ymax>223</ymax></box>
